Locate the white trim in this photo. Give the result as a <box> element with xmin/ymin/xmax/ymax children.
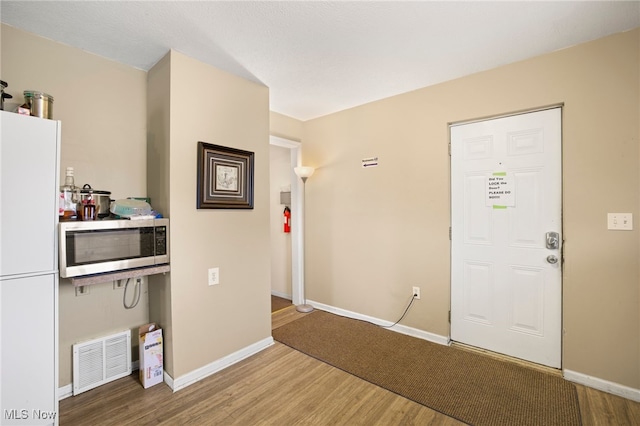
<box><xmin>269</xmin><ymin>135</ymin><xmax>300</xmax><ymax>149</ymax></box>
<box><xmin>58</xmin><ymin>360</ymin><xmax>139</xmax><ymax>401</ymax></box>
<box><xmin>563</xmin><ymin>369</ymin><xmax>640</xmax><ymax>402</ymax></box>
<box><xmin>168</xmin><ymin>337</ymin><xmax>274</xmax><ymax>392</ymax></box>
<box><xmin>58</xmin><ymin>384</ymin><xmax>72</xmax><ymax>401</ymax></box>
<box><xmin>308</xmin><ymin>300</ymin><xmax>450</xmax><ymax>346</ymax></box>
<box><xmin>271</xmin><ymin>290</ymin><xmax>292</xmax><ymax>300</ymax></box>
<box><xmin>449</xmin><ymin>103</ymin><xmax>565</xmax><ymax>128</ymax></box>
<box><xmin>163</xmin><ymin>369</ymin><xmax>174</xmax><ymax>389</ymax></box>
<box><xmin>270</xmin><ymin>136</ymin><xmax>304</xmax><ymax>306</ymax></box>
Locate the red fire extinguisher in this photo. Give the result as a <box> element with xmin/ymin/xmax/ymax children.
<box><xmin>283</xmin><ymin>207</ymin><xmax>291</xmax><ymax>233</ymax></box>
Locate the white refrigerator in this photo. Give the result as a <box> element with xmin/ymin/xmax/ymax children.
<box><xmin>0</xmin><ymin>110</ymin><xmax>60</xmax><ymax>425</ymax></box>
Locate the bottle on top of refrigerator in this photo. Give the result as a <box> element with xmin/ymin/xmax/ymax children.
<box><xmin>59</xmin><ymin>166</ymin><xmax>78</xmax><ymax>219</ymax></box>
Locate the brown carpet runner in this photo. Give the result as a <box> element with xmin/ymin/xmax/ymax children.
<box><xmin>273</xmin><ymin>310</ymin><xmax>581</xmax><ymax>426</ymax></box>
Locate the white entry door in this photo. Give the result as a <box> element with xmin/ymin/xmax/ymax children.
<box><xmin>450</xmin><ymin>108</ymin><xmax>562</xmax><ymax>368</ymax></box>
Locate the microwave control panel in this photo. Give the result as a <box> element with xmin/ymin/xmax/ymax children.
<box><xmin>155</xmin><ymin>226</ymin><xmax>167</xmax><ymax>256</ymax></box>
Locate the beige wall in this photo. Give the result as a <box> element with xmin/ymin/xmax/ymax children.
<box><xmin>146</xmin><ymin>53</ymin><xmax>174</xmax><ymax>375</ymax></box>
<box><xmin>1</xmin><ymin>24</ymin><xmax>149</xmax><ymax>387</ymax></box>
<box><xmin>148</xmin><ymin>50</ymin><xmax>271</xmax><ymax>378</ymax></box>
<box><xmin>1</xmin><ymin>25</ymin><xmax>147</xmax><ymax>199</ymax></box>
<box><xmin>270</xmin><ymin>145</ymin><xmax>292</xmax><ymax>297</ymax></box>
<box><xmin>302</xmin><ymin>29</ymin><xmax>640</xmax><ymax>389</ymax></box>
<box><xmin>270</xmin><ymin>111</ymin><xmax>303</xmax><ymax>142</ymax></box>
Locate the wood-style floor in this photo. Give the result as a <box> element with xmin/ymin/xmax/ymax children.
<box><xmin>59</xmin><ymin>306</ymin><xmax>640</xmax><ymax>425</ymax></box>
<box><xmin>271</xmin><ymin>294</ymin><xmax>292</xmax><ymax>313</ymax></box>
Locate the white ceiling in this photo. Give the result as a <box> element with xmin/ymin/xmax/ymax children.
<box><xmin>1</xmin><ymin>1</ymin><xmax>638</xmax><ymax>121</ymax></box>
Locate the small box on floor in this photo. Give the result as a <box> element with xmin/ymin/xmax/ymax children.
<box><xmin>139</xmin><ymin>323</ymin><xmax>163</xmax><ymax>388</ymax></box>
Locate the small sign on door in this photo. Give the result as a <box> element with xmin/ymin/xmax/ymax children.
<box><xmin>486</xmin><ymin>172</ymin><xmax>515</xmax><ymax>208</ymax></box>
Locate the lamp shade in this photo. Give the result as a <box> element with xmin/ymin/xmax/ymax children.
<box><xmin>294</xmin><ymin>166</ymin><xmax>315</xmax><ymax>179</ymax></box>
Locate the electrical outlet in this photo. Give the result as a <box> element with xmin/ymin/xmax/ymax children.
<box><xmin>75</xmin><ymin>285</ymin><xmax>90</xmax><ymax>297</ymax></box>
<box><xmin>412</xmin><ymin>286</ymin><xmax>421</xmax><ymax>300</ymax></box>
<box><xmin>208</xmin><ymin>267</ymin><xmax>220</xmax><ymax>286</ymax></box>
<box><xmin>114</xmin><ymin>277</ymin><xmax>143</xmax><ymax>289</ymax></box>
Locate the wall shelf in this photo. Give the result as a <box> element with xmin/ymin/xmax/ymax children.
<box><xmin>69</xmin><ymin>264</ymin><xmax>170</xmax><ymax>287</ymax></box>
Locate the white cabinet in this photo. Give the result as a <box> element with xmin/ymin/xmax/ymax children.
<box><xmin>0</xmin><ymin>111</ymin><xmax>60</xmax><ymax>425</ymax></box>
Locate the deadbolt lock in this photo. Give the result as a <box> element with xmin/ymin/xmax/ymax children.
<box><xmin>545</xmin><ymin>232</ymin><xmax>559</xmax><ymax>250</ymax></box>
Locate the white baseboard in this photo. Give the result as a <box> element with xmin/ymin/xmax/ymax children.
<box><xmin>307</xmin><ymin>300</ymin><xmax>450</xmax><ymax>346</ymax></box>
<box><xmin>271</xmin><ymin>290</ymin><xmax>291</xmax><ymax>300</ymax></box>
<box><xmin>58</xmin><ymin>384</ymin><xmax>72</xmax><ymax>401</ymax></box>
<box><xmin>168</xmin><ymin>337</ymin><xmax>274</xmax><ymax>392</ymax></box>
<box><xmin>563</xmin><ymin>369</ymin><xmax>640</xmax><ymax>402</ymax></box>
<box><xmin>163</xmin><ymin>369</ymin><xmax>174</xmax><ymax>389</ymax></box>
<box><xmin>58</xmin><ymin>360</ymin><xmax>139</xmax><ymax>401</ymax></box>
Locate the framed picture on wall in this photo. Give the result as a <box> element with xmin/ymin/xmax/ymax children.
<box><xmin>197</xmin><ymin>141</ymin><xmax>254</xmax><ymax>209</ymax></box>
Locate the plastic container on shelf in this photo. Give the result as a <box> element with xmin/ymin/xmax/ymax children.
<box><xmin>110</xmin><ymin>199</ymin><xmax>152</xmax><ymax>218</ymax></box>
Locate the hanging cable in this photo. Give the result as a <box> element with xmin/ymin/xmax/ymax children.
<box><xmin>123</xmin><ymin>278</ymin><xmax>141</xmax><ymax>309</ymax></box>
<box><xmin>327</xmin><ymin>293</ymin><xmax>417</xmax><ymax>329</ymax></box>
<box><xmin>379</xmin><ymin>294</ymin><xmax>416</xmax><ymax>328</ymax></box>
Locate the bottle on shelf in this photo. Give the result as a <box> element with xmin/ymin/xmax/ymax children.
<box><xmin>59</xmin><ymin>166</ymin><xmax>78</xmax><ymax>220</ymax></box>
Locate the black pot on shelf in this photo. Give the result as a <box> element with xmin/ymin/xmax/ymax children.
<box><xmin>0</xmin><ymin>80</ymin><xmax>13</xmax><ymax>111</ymax></box>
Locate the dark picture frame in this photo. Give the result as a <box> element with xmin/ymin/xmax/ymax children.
<box><xmin>197</xmin><ymin>142</ymin><xmax>254</xmax><ymax>209</ymax></box>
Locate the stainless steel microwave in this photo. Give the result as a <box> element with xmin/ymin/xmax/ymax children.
<box><xmin>59</xmin><ymin>218</ymin><xmax>169</xmax><ymax>278</ymax></box>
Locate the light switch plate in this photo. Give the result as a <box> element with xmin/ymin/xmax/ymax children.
<box><xmin>208</xmin><ymin>267</ymin><xmax>220</xmax><ymax>286</ymax></box>
<box><xmin>607</xmin><ymin>213</ymin><xmax>633</xmax><ymax>230</ymax></box>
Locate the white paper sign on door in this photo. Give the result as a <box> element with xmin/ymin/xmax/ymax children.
<box><xmin>486</xmin><ymin>172</ymin><xmax>515</xmax><ymax>208</ymax></box>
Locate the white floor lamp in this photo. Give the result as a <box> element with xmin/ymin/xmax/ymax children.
<box><xmin>294</xmin><ymin>166</ymin><xmax>315</xmax><ymax>313</ymax></box>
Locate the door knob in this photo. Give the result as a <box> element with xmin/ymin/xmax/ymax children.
<box><xmin>547</xmin><ymin>255</ymin><xmax>558</xmax><ymax>264</ymax></box>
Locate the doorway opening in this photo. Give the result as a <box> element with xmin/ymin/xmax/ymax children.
<box><xmin>269</xmin><ymin>136</ymin><xmax>304</xmax><ymax>306</ymax></box>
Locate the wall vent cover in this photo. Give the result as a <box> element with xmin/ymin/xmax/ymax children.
<box><xmin>73</xmin><ymin>329</ymin><xmax>131</xmax><ymax>395</ymax></box>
